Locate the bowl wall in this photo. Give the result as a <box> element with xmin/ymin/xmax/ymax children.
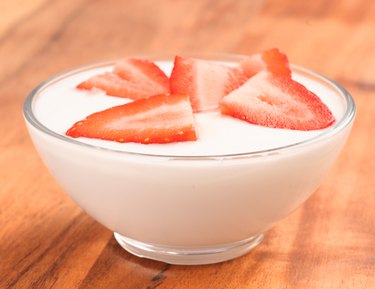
<box><xmin>25</xmin><ymin>120</ymin><xmax>352</xmax><ymax>247</ymax></box>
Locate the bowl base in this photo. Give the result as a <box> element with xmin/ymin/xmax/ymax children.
<box><xmin>113</xmin><ymin>232</ymin><xmax>264</xmax><ymax>265</ymax></box>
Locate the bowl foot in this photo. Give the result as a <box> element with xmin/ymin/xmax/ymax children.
<box><xmin>114</xmin><ymin>232</ymin><xmax>264</xmax><ymax>265</ymax></box>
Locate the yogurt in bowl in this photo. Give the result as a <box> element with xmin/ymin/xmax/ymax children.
<box><xmin>23</xmin><ymin>53</ymin><xmax>355</xmax><ymax>265</ymax></box>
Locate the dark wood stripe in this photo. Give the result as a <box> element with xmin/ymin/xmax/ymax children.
<box><xmin>339</xmin><ymin>79</ymin><xmax>375</xmax><ymax>92</ymax></box>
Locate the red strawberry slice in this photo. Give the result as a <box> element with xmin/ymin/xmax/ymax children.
<box><xmin>240</xmin><ymin>48</ymin><xmax>291</xmax><ymax>78</ymax></box>
<box><xmin>66</xmin><ymin>93</ymin><xmax>197</xmax><ymax>144</ymax></box>
<box><xmin>77</xmin><ymin>72</ymin><xmax>153</xmax><ymax>100</ymax></box>
<box><xmin>113</xmin><ymin>58</ymin><xmax>169</xmax><ymax>90</ymax></box>
<box><xmin>220</xmin><ymin>72</ymin><xmax>335</xmax><ymax>130</ymax></box>
<box><xmin>170</xmin><ymin>56</ymin><xmax>247</xmax><ymax>112</ymax></box>
<box><xmin>77</xmin><ymin>58</ymin><xmax>169</xmax><ymax>100</ymax></box>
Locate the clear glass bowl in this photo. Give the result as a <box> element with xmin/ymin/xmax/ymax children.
<box><xmin>23</xmin><ymin>53</ymin><xmax>355</xmax><ymax>265</ymax></box>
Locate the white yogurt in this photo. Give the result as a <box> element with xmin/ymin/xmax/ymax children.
<box><xmin>33</xmin><ymin>61</ymin><xmax>345</xmax><ymax>156</ymax></box>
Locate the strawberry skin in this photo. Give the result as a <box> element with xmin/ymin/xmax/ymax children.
<box><xmin>240</xmin><ymin>48</ymin><xmax>291</xmax><ymax>78</ymax></box>
<box><xmin>170</xmin><ymin>56</ymin><xmax>247</xmax><ymax>112</ymax></box>
<box><xmin>77</xmin><ymin>58</ymin><xmax>169</xmax><ymax>100</ymax></box>
<box><xmin>66</xmin><ymin>93</ymin><xmax>197</xmax><ymax>144</ymax></box>
<box><xmin>220</xmin><ymin>72</ymin><xmax>335</xmax><ymax>130</ymax></box>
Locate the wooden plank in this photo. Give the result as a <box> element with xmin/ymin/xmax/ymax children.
<box><xmin>0</xmin><ymin>0</ymin><xmax>374</xmax><ymax>288</ymax></box>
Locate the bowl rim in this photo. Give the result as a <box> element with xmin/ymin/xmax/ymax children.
<box><xmin>23</xmin><ymin>52</ymin><xmax>356</xmax><ymax>160</ymax></box>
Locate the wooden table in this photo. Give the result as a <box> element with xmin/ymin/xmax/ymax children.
<box><xmin>1</xmin><ymin>0</ymin><xmax>374</xmax><ymax>288</ymax></box>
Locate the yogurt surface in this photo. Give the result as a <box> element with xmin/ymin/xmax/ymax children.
<box><xmin>33</xmin><ymin>61</ymin><xmax>346</xmax><ymax>156</ymax></box>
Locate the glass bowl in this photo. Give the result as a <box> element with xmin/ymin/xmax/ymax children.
<box><xmin>23</xmin><ymin>53</ymin><xmax>355</xmax><ymax>265</ymax></box>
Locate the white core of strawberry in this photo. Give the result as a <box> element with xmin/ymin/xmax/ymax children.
<box><xmin>104</xmin><ymin>101</ymin><xmax>194</xmax><ymax>130</ymax></box>
<box><xmin>195</xmin><ymin>60</ymin><xmax>232</xmax><ymax>110</ymax></box>
<box><xmin>224</xmin><ymin>72</ymin><xmax>315</xmax><ymax>120</ymax></box>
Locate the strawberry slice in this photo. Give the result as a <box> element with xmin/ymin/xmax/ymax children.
<box><xmin>169</xmin><ymin>56</ymin><xmax>247</xmax><ymax>112</ymax></box>
<box><xmin>66</xmin><ymin>93</ymin><xmax>197</xmax><ymax>144</ymax></box>
<box><xmin>220</xmin><ymin>72</ymin><xmax>335</xmax><ymax>130</ymax></box>
<box><xmin>240</xmin><ymin>48</ymin><xmax>291</xmax><ymax>78</ymax></box>
<box><xmin>77</xmin><ymin>58</ymin><xmax>169</xmax><ymax>100</ymax></box>
<box><xmin>113</xmin><ymin>58</ymin><xmax>169</xmax><ymax>91</ymax></box>
<box><xmin>77</xmin><ymin>72</ymin><xmax>153</xmax><ymax>100</ymax></box>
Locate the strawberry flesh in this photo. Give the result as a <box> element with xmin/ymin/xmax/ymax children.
<box><xmin>170</xmin><ymin>56</ymin><xmax>247</xmax><ymax>112</ymax></box>
<box><xmin>220</xmin><ymin>72</ymin><xmax>335</xmax><ymax>130</ymax></box>
<box><xmin>77</xmin><ymin>72</ymin><xmax>152</xmax><ymax>99</ymax></box>
<box><xmin>77</xmin><ymin>58</ymin><xmax>169</xmax><ymax>100</ymax></box>
<box><xmin>240</xmin><ymin>48</ymin><xmax>291</xmax><ymax>78</ymax></box>
<box><xmin>66</xmin><ymin>93</ymin><xmax>197</xmax><ymax>144</ymax></box>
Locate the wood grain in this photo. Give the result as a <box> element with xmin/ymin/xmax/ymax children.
<box><xmin>0</xmin><ymin>0</ymin><xmax>374</xmax><ymax>288</ymax></box>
